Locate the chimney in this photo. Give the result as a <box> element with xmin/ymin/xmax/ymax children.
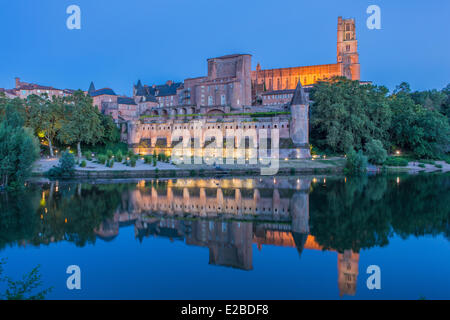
<box><xmin>166</xmin><ymin>80</ymin><xmax>173</xmax><ymax>86</ymax></box>
<box><xmin>15</xmin><ymin>77</ymin><xmax>21</xmax><ymax>88</ymax></box>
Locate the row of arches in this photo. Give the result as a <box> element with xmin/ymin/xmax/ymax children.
<box><xmin>143</xmin><ymin>107</ymin><xmax>196</xmax><ymax>117</ymax></box>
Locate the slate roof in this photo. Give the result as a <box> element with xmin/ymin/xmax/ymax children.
<box><xmin>117</xmin><ymin>97</ymin><xmax>137</xmax><ymax>105</ymax></box>
<box><xmin>137</xmin><ymin>82</ymin><xmax>183</xmax><ymax>97</ymax></box>
<box><xmin>135</xmin><ymin>80</ymin><xmax>146</xmax><ymax>96</ymax></box>
<box><xmin>88</xmin><ymin>82</ymin><xmax>96</xmax><ymax>95</ymax></box>
<box><xmin>262</xmin><ymin>89</ymin><xmax>295</xmax><ymax>96</ymax></box>
<box><xmin>140</xmin><ymin>95</ymin><xmax>157</xmax><ymax>103</ymax></box>
<box><xmin>290</xmin><ymin>81</ymin><xmax>308</xmax><ymax>105</ymax></box>
<box><xmin>89</xmin><ymin>88</ymin><xmax>116</xmax><ymax>97</ymax></box>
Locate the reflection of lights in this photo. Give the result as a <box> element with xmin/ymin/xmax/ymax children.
<box><xmin>65</xmin><ymin>218</ymin><xmax>68</xmax><ymax>223</ymax></box>
<box><xmin>323</xmin><ymin>178</ymin><xmax>326</xmax><ymax>184</ymax></box>
<box><xmin>345</xmin><ymin>177</ymin><xmax>347</xmax><ymax>183</ymax></box>
<box><xmin>396</xmin><ymin>150</ymin><xmax>401</xmax><ymax>155</ymax></box>
<box><xmin>284</xmin><ymin>158</ymin><xmax>288</xmax><ymax>161</ymax></box>
<box><xmin>312</xmin><ymin>178</ymin><xmax>317</xmax><ymax>183</ymax></box>
<box><xmin>396</xmin><ymin>177</ymin><xmax>400</xmax><ymax>184</ymax></box>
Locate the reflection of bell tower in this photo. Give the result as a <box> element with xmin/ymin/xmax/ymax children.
<box><xmin>337</xmin><ymin>17</ymin><xmax>360</xmax><ymax>80</ymax></box>
<box><xmin>337</xmin><ymin>250</ymin><xmax>360</xmax><ymax>297</ymax></box>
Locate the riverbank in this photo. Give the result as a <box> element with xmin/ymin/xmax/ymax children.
<box><xmin>31</xmin><ymin>156</ymin><xmax>450</xmax><ymax>179</ymax></box>
<box><xmin>32</xmin><ymin>157</ymin><xmax>345</xmax><ymax>178</ymax></box>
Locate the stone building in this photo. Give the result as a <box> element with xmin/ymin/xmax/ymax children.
<box><xmin>125</xmin><ymin>16</ymin><xmax>361</xmax><ymax>159</ymax></box>
<box><xmin>9</xmin><ymin>77</ymin><xmax>73</xmax><ymax>99</ymax></box>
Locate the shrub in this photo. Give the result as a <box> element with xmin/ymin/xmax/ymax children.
<box><xmin>80</xmin><ymin>160</ymin><xmax>87</xmax><ymax>168</ymax></box>
<box><xmin>384</xmin><ymin>156</ymin><xmax>409</xmax><ymax>167</ymax></box>
<box><xmin>144</xmin><ymin>155</ymin><xmax>152</xmax><ymax>164</ymax></box>
<box><xmin>418</xmin><ymin>163</ymin><xmax>426</xmax><ymax>168</ymax></box>
<box><xmin>345</xmin><ymin>149</ymin><xmax>368</xmax><ymax>174</ymax></box>
<box><xmin>83</xmin><ymin>151</ymin><xmax>92</xmax><ymax>161</ymax></box>
<box><xmin>48</xmin><ymin>151</ymin><xmax>75</xmax><ymax>177</ymax></box>
<box><xmin>435</xmin><ymin>164</ymin><xmax>443</xmax><ymax>168</ymax></box>
<box><xmin>106</xmin><ymin>150</ymin><xmax>113</xmax><ymax>159</ymax></box>
<box><xmin>128</xmin><ymin>150</ymin><xmax>134</xmax><ymax>158</ymax></box>
<box><xmin>364</xmin><ymin>139</ymin><xmax>387</xmax><ymax>165</ymax></box>
<box><xmin>59</xmin><ymin>151</ymin><xmax>76</xmax><ymax>173</ymax></box>
<box><xmin>97</xmin><ymin>154</ymin><xmax>107</xmax><ymax>165</ymax></box>
<box><xmin>130</xmin><ymin>157</ymin><xmax>136</xmax><ymax>167</ymax></box>
<box><xmin>115</xmin><ymin>150</ymin><xmax>123</xmax><ymax>163</ymax></box>
<box><xmin>152</xmin><ymin>157</ymin><xmax>157</xmax><ymax>166</ymax></box>
<box><xmin>108</xmin><ymin>159</ymin><xmax>115</xmax><ymax>168</ymax></box>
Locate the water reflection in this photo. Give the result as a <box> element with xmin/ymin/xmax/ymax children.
<box><xmin>0</xmin><ymin>174</ymin><xmax>449</xmax><ymax>298</ymax></box>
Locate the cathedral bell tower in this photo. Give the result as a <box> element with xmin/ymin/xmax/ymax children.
<box><xmin>337</xmin><ymin>17</ymin><xmax>360</xmax><ymax>81</ymax></box>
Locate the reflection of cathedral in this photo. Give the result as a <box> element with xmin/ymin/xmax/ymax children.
<box><xmin>94</xmin><ymin>177</ymin><xmax>359</xmax><ymax>297</ymax></box>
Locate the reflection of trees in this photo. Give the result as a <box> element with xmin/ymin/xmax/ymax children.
<box><xmin>388</xmin><ymin>174</ymin><xmax>450</xmax><ymax>238</ymax></box>
<box><xmin>1</xmin><ymin>175</ymin><xmax>449</xmax><ymax>253</ymax></box>
<box><xmin>0</xmin><ymin>183</ymin><xmax>123</xmax><ymax>248</ymax></box>
<box><xmin>37</xmin><ymin>184</ymin><xmax>121</xmax><ymax>246</ymax></box>
<box><xmin>0</xmin><ymin>188</ymin><xmax>41</xmax><ymax>249</ymax></box>
<box><xmin>309</xmin><ymin>174</ymin><xmax>450</xmax><ymax>253</ymax></box>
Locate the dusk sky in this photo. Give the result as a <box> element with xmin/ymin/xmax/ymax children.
<box><xmin>1</xmin><ymin>0</ymin><xmax>449</xmax><ymax>95</ymax></box>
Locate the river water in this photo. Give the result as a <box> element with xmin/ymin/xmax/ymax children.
<box><xmin>0</xmin><ymin>173</ymin><xmax>449</xmax><ymax>299</ymax></box>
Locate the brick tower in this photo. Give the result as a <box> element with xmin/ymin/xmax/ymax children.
<box><xmin>289</xmin><ymin>81</ymin><xmax>309</xmax><ymax>147</ymax></box>
<box><xmin>337</xmin><ymin>17</ymin><xmax>360</xmax><ymax>80</ymax></box>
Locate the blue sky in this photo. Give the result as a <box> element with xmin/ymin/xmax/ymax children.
<box><xmin>1</xmin><ymin>0</ymin><xmax>449</xmax><ymax>95</ymax></box>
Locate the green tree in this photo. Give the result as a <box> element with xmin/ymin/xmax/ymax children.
<box><xmin>310</xmin><ymin>78</ymin><xmax>391</xmax><ymax>153</ymax></box>
<box><xmin>388</xmin><ymin>84</ymin><xmax>450</xmax><ymax>158</ymax></box>
<box><xmin>345</xmin><ymin>149</ymin><xmax>368</xmax><ymax>174</ymax></box>
<box><xmin>0</xmin><ymin>259</ymin><xmax>52</xmax><ymax>300</ymax></box>
<box><xmin>27</xmin><ymin>95</ymin><xmax>64</xmax><ymax>157</ymax></box>
<box><xmin>365</xmin><ymin>139</ymin><xmax>387</xmax><ymax>165</ymax></box>
<box><xmin>0</xmin><ymin>122</ymin><xmax>39</xmax><ymax>189</ymax></box>
<box><xmin>0</xmin><ymin>94</ymin><xmax>27</xmax><ymax>128</ymax></box>
<box><xmin>100</xmin><ymin>113</ymin><xmax>120</xmax><ymax>143</ymax></box>
<box><xmin>58</xmin><ymin>90</ymin><xmax>104</xmax><ymax>158</ymax></box>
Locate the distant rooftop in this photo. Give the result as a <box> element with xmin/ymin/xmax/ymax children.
<box><xmin>89</xmin><ymin>88</ymin><xmax>116</xmax><ymax>97</ymax></box>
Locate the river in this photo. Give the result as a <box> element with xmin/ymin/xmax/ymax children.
<box><xmin>0</xmin><ymin>173</ymin><xmax>449</xmax><ymax>299</ymax></box>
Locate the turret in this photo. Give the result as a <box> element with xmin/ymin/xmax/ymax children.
<box><xmin>88</xmin><ymin>81</ymin><xmax>96</xmax><ymax>95</ymax></box>
<box><xmin>289</xmin><ymin>81</ymin><xmax>309</xmax><ymax>147</ymax></box>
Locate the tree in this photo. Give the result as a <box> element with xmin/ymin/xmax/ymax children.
<box><xmin>365</xmin><ymin>139</ymin><xmax>387</xmax><ymax>164</ymax></box>
<box><xmin>0</xmin><ymin>122</ymin><xmax>40</xmax><ymax>189</ymax></box>
<box><xmin>100</xmin><ymin>113</ymin><xmax>120</xmax><ymax>143</ymax></box>
<box><xmin>0</xmin><ymin>259</ymin><xmax>52</xmax><ymax>300</ymax></box>
<box><xmin>310</xmin><ymin>78</ymin><xmax>391</xmax><ymax>153</ymax></box>
<box><xmin>27</xmin><ymin>95</ymin><xmax>64</xmax><ymax>157</ymax></box>
<box><xmin>345</xmin><ymin>149</ymin><xmax>368</xmax><ymax>174</ymax></box>
<box><xmin>388</xmin><ymin>85</ymin><xmax>450</xmax><ymax>158</ymax></box>
<box><xmin>58</xmin><ymin>90</ymin><xmax>104</xmax><ymax>158</ymax></box>
<box><xmin>0</xmin><ymin>94</ymin><xmax>27</xmax><ymax>128</ymax></box>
